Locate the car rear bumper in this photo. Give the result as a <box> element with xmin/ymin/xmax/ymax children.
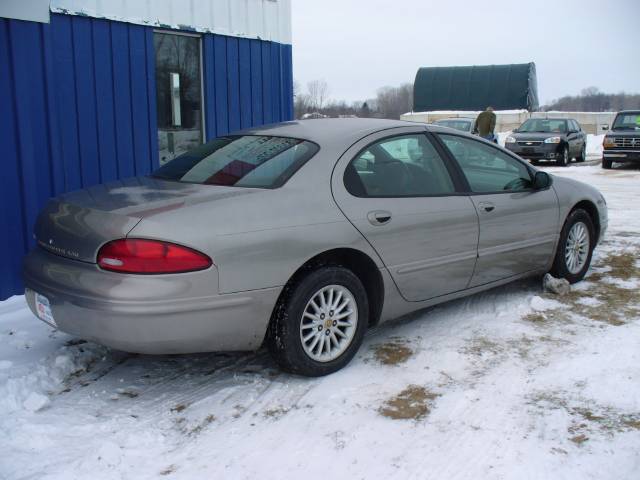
<box><xmin>23</xmin><ymin>248</ymin><xmax>280</xmax><ymax>354</ymax></box>
<box><xmin>603</xmin><ymin>150</ymin><xmax>640</xmax><ymax>161</ymax></box>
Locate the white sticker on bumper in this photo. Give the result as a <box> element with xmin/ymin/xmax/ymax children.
<box><xmin>35</xmin><ymin>293</ymin><xmax>57</xmax><ymax>328</ymax></box>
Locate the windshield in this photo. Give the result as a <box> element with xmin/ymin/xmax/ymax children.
<box><xmin>612</xmin><ymin>113</ymin><xmax>640</xmax><ymax>131</ymax></box>
<box><xmin>517</xmin><ymin>119</ymin><xmax>568</xmax><ymax>133</ymax></box>
<box><xmin>151</xmin><ymin>136</ymin><xmax>319</xmax><ymax>188</ymax></box>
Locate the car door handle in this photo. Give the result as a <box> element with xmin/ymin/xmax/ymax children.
<box><xmin>367</xmin><ymin>210</ymin><xmax>392</xmax><ymax>225</ymax></box>
<box><xmin>478</xmin><ymin>202</ymin><xmax>495</xmax><ymax>213</ymax></box>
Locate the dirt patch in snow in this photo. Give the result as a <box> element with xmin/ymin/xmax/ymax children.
<box><xmin>529</xmin><ymin>391</ymin><xmax>640</xmax><ymax>446</ymax></box>
<box><xmin>593</xmin><ymin>250</ymin><xmax>640</xmax><ymax>281</ymax></box>
<box><xmin>460</xmin><ymin>336</ymin><xmax>504</xmax><ymax>356</ymax></box>
<box><xmin>371</xmin><ymin>338</ymin><xmax>414</xmax><ymax>365</ymax></box>
<box><xmin>379</xmin><ymin>385</ymin><xmax>439</xmax><ymax>420</ymax></box>
<box><xmin>173</xmin><ymin>413</ymin><xmax>216</xmax><ymax>437</ymax></box>
<box><xmin>523</xmin><ymin>309</ymin><xmax>571</xmax><ymax>326</ymax></box>
<box><xmin>529</xmin><ymin>248</ymin><xmax>640</xmax><ymax>328</ymax></box>
<box><xmin>263</xmin><ymin>406</ymin><xmax>291</xmax><ymax>419</ymax></box>
<box><xmin>567</xmin><ymin>275</ymin><xmax>639</xmax><ymax>326</ymax></box>
<box><xmin>171</xmin><ymin>403</ymin><xmax>187</xmax><ymax>413</ymax></box>
<box><xmin>159</xmin><ymin>464</ymin><xmax>177</xmax><ymax>476</ymax></box>
<box><xmin>189</xmin><ymin>414</ymin><xmax>216</xmax><ymax>436</ymax></box>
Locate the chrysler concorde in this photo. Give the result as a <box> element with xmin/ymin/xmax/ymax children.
<box><xmin>24</xmin><ymin>119</ymin><xmax>607</xmax><ymax>376</ymax></box>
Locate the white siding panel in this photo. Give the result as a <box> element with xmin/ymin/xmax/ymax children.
<box><xmin>0</xmin><ymin>0</ymin><xmax>50</xmax><ymax>23</ymax></box>
<box><xmin>50</xmin><ymin>0</ymin><xmax>292</xmax><ymax>44</ymax></box>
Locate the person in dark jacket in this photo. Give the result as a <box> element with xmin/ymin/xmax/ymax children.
<box><xmin>474</xmin><ymin>107</ymin><xmax>497</xmax><ymax>142</ymax></box>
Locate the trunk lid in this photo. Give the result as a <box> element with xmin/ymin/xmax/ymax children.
<box><xmin>34</xmin><ymin>176</ymin><xmax>254</xmax><ymax>263</ymax></box>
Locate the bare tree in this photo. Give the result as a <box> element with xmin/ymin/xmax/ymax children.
<box><xmin>375</xmin><ymin>83</ymin><xmax>413</xmax><ymax>119</ymax></box>
<box><xmin>307</xmin><ymin>79</ymin><xmax>330</xmax><ymax>110</ymax></box>
<box><xmin>293</xmin><ymin>80</ymin><xmax>312</xmax><ymax>119</ymax></box>
<box><xmin>543</xmin><ymin>87</ymin><xmax>640</xmax><ymax>112</ymax></box>
<box><xmin>291</xmin><ymin>78</ymin><xmax>417</xmax><ymax>119</ymax></box>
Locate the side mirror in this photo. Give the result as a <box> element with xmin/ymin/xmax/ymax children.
<box><xmin>533</xmin><ymin>171</ymin><xmax>552</xmax><ymax>190</ymax></box>
<box><xmin>601</xmin><ymin>124</ymin><xmax>609</xmax><ymax>131</ymax></box>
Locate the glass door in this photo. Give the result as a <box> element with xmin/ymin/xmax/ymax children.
<box><xmin>154</xmin><ymin>32</ymin><xmax>203</xmax><ymax>165</ymax></box>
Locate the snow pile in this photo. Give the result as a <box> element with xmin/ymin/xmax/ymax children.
<box><xmin>0</xmin><ymin>297</ymin><xmax>107</xmax><ymax>414</ymax></box>
<box><xmin>496</xmin><ymin>130</ymin><xmax>512</xmax><ymax>147</ymax></box>
<box><xmin>586</xmin><ymin>134</ymin><xmax>604</xmax><ymax>159</ymax></box>
<box><xmin>542</xmin><ymin>274</ymin><xmax>571</xmax><ymax>296</ymax></box>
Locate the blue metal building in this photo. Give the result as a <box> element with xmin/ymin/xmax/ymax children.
<box><xmin>0</xmin><ymin>0</ymin><xmax>294</xmax><ymax>300</ymax></box>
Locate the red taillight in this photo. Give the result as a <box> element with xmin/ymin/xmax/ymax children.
<box><xmin>97</xmin><ymin>239</ymin><xmax>212</xmax><ymax>274</ymax></box>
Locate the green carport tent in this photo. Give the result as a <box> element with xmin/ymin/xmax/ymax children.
<box><xmin>413</xmin><ymin>63</ymin><xmax>539</xmax><ymax>112</ymax></box>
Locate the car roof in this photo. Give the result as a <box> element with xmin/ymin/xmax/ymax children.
<box><xmin>617</xmin><ymin>110</ymin><xmax>640</xmax><ymax>114</ymax></box>
<box><xmin>235</xmin><ymin>118</ymin><xmax>424</xmax><ymax>147</ymax></box>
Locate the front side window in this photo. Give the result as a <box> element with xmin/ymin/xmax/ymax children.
<box><xmin>152</xmin><ymin>135</ymin><xmax>319</xmax><ymax>188</ymax></box>
<box><xmin>344</xmin><ymin>134</ymin><xmax>455</xmax><ymax>197</ymax></box>
<box><xmin>438</xmin><ymin>134</ymin><xmax>532</xmax><ymax>193</ymax></box>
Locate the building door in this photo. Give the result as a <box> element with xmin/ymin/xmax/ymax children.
<box><xmin>154</xmin><ymin>32</ymin><xmax>203</xmax><ymax>165</ymax></box>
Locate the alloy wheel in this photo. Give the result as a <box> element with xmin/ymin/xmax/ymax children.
<box><xmin>564</xmin><ymin>221</ymin><xmax>590</xmax><ymax>274</ymax></box>
<box><xmin>299</xmin><ymin>285</ymin><xmax>358</xmax><ymax>362</ymax></box>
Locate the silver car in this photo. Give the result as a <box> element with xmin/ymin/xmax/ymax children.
<box><xmin>24</xmin><ymin>119</ymin><xmax>607</xmax><ymax>376</ymax></box>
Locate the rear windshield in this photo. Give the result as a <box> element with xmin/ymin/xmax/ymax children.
<box><xmin>151</xmin><ymin>135</ymin><xmax>319</xmax><ymax>188</ymax></box>
<box><xmin>612</xmin><ymin>113</ymin><xmax>640</xmax><ymax>131</ymax></box>
<box><xmin>518</xmin><ymin>119</ymin><xmax>567</xmax><ymax>133</ymax></box>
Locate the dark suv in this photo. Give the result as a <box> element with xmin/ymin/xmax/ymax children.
<box><xmin>504</xmin><ymin>118</ymin><xmax>587</xmax><ymax>166</ymax></box>
<box><xmin>602</xmin><ymin>110</ymin><xmax>640</xmax><ymax>169</ymax></box>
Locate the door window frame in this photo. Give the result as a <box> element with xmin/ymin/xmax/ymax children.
<box><xmin>432</xmin><ymin>132</ymin><xmax>544</xmax><ymax>196</ymax></box>
<box><xmin>343</xmin><ymin>132</ymin><xmax>469</xmax><ymax>198</ymax></box>
<box><xmin>153</xmin><ymin>29</ymin><xmax>206</xmax><ymax>165</ymax></box>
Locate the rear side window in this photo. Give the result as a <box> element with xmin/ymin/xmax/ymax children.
<box><xmin>152</xmin><ymin>136</ymin><xmax>319</xmax><ymax>188</ymax></box>
<box><xmin>344</xmin><ymin>134</ymin><xmax>455</xmax><ymax>197</ymax></box>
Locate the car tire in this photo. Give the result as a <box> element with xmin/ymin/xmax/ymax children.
<box><xmin>266</xmin><ymin>266</ymin><xmax>368</xmax><ymax>377</ymax></box>
<box><xmin>557</xmin><ymin>146</ymin><xmax>569</xmax><ymax>167</ymax></box>
<box><xmin>602</xmin><ymin>158</ymin><xmax>613</xmax><ymax>169</ymax></box>
<box><xmin>576</xmin><ymin>144</ymin><xmax>586</xmax><ymax>162</ymax></box>
<box><xmin>550</xmin><ymin>209</ymin><xmax>595</xmax><ymax>284</ymax></box>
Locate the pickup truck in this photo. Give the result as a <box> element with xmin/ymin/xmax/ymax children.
<box><xmin>602</xmin><ymin>110</ymin><xmax>640</xmax><ymax>169</ymax></box>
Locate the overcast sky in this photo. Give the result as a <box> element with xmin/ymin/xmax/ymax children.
<box><xmin>291</xmin><ymin>0</ymin><xmax>639</xmax><ymax>106</ymax></box>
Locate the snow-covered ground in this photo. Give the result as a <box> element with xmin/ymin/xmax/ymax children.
<box><xmin>1</xmin><ymin>165</ymin><xmax>639</xmax><ymax>480</ymax></box>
